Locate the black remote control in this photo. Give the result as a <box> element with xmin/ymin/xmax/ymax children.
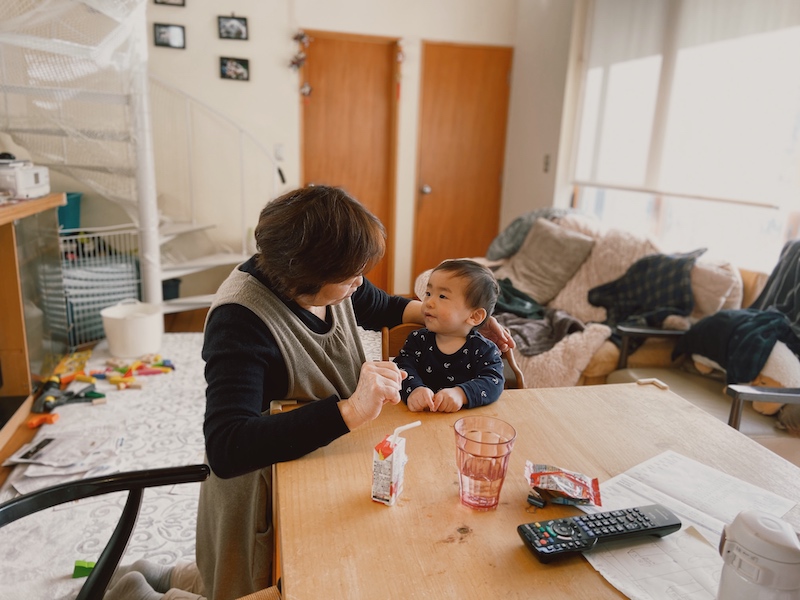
<box><xmin>517</xmin><ymin>504</ymin><xmax>681</xmax><ymax>563</ymax></box>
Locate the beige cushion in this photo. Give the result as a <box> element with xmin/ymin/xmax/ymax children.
<box><xmin>549</xmin><ymin>228</ymin><xmax>660</xmax><ymax>323</ymax></box>
<box><xmin>494</xmin><ymin>218</ymin><xmax>595</xmax><ymax>305</ymax></box>
<box><xmin>690</xmin><ymin>260</ymin><xmax>743</xmax><ymax>319</ymax></box>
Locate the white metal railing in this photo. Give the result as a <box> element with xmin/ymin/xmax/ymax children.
<box><xmin>148</xmin><ymin>75</ymin><xmax>280</xmax><ymax>257</ymax></box>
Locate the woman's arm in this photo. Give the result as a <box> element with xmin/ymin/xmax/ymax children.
<box><xmin>202</xmin><ymin>305</ymin><xmax>349</xmax><ymax>478</ymax></box>
<box><xmin>402</xmin><ymin>299</ymin><xmax>514</xmax><ymax>352</ymax></box>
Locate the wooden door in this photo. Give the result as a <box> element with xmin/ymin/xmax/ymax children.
<box><xmin>412</xmin><ymin>42</ymin><xmax>513</xmax><ymax>280</ymax></box>
<box><xmin>300</xmin><ymin>32</ymin><xmax>398</xmax><ymax>292</ymax></box>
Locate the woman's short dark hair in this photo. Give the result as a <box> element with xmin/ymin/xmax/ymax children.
<box><xmin>254</xmin><ymin>185</ymin><xmax>386</xmax><ymax>298</ymax></box>
<box><xmin>433</xmin><ymin>259</ymin><xmax>499</xmax><ymax>318</ymax></box>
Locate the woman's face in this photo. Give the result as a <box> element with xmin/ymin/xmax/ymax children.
<box><xmin>296</xmin><ymin>275</ymin><xmax>363</xmax><ymax>308</ymax></box>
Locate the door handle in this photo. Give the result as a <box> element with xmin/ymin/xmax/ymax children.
<box><xmin>419</xmin><ymin>184</ymin><xmax>432</xmax><ymax>195</ymax></box>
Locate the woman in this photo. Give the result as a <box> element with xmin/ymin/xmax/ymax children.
<box><xmin>196</xmin><ymin>185</ymin><xmax>513</xmax><ymax>599</ymax></box>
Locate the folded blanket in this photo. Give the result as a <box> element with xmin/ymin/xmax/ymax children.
<box><xmin>514</xmin><ymin>323</ymin><xmax>612</xmax><ymax>388</ymax></box>
<box><xmin>672</xmin><ymin>307</ymin><xmax>800</xmax><ymax>384</ymax></box>
<box><xmin>589</xmin><ymin>249</ymin><xmax>704</xmax><ymax>353</ymax></box>
<box><xmin>495</xmin><ymin>278</ymin><xmax>545</xmax><ymax>319</ymax></box>
<box><xmin>589</xmin><ymin>249</ymin><xmax>705</xmax><ymax>326</ymax></box>
<box><xmin>496</xmin><ymin>309</ymin><xmax>585</xmax><ymax>357</ymax></box>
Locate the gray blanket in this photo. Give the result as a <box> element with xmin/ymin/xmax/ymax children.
<box><xmin>496</xmin><ymin>309</ymin><xmax>586</xmax><ymax>357</ymax></box>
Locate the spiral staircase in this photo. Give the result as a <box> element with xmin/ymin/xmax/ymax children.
<box><xmin>0</xmin><ymin>0</ymin><xmax>279</xmax><ymax>313</ymax></box>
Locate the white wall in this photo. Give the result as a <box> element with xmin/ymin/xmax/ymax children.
<box><xmin>146</xmin><ymin>0</ymin><xmax>578</xmax><ymax>294</ymax></box>
<box><xmin>502</xmin><ymin>0</ymin><xmax>579</xmax><ymax>225</ymax></box>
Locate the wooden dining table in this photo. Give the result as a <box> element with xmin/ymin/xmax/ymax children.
<box><xmin>273</xmin><ymin>382</ymin><xmax>800</xmax><ymax>599</ymax></box>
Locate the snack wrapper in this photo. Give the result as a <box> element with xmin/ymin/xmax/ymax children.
<box><xmin>525</xmin><ymin>461</ymin><xmax>602</xmax><ymax>507</ymax></box>
<box><xmin>371</xmin><ymin>421</ymin><xmax>421</xmax><ymax>506</ymax></box>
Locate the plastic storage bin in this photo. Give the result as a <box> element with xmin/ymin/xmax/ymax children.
<box><xmin>57</xmin><ymin>192</ymin><xmax>82</xmax><ymax>230</ymax></box>
<box><xmin>101</xmin><ymin>299</ymin><xmax>163</xmax><ymax>358</ymax></box>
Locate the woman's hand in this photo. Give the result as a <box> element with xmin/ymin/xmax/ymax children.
<box><xmin>479</xmin><ymin>317</ymin><xmax>515</xmax><ymax>352</ymax></box>
<box><xmin>339</xmin><ymin>361</ymin><xmax>406</xmax><ymax>430</ymax></box>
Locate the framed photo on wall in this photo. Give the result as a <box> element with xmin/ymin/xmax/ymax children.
<box><xmin>154</xmin><ymin>23</ymin><xmax>186</xmax><ymax>49</ymax></box>
<box><xmin>218</xmin><ymin>16</ymin><xmax>248</xmax><ymax>40</ymax></box>
<box><xmin>154</xmin><ymin>0</ymin><xmax>185</xmax><ymax>6</ymax></box>
<box><xmin>220</xmin><ymin>57</ymin><xmax>250</xmax><ymax>81</ymax></box>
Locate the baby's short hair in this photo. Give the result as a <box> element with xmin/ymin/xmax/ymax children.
<box><xmin>432</xmin><ymin>259</ymin><xmax>499</xmax><ymax>318</ymax></box>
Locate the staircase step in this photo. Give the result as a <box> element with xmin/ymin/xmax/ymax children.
<box><xmin>159</xmin><ymin>222</ymin><xmax>216</xmax><ymax>245</ymax></box>
<box><xmin>40</xmin><ymin>163</ymin><xmax>136</xmax><ymax>177</ymax></box>
<box><xmin>162</xmin><ymin>294</ymin><xmax>217</xmax><ymax>314</ymax></box>
<box><xmin>161</xmin><ymin>252</ymin><xmax>250</xmax><ymax>280</ymax></box>
<box><xmin>6</xmin><ymin>127</ymin><xmax>131</xmax><ymax>142</ymax></box>
<box><xmin>0</xmin><ymin>84</ymin><xmax>129</xmax><ymax>105</ymax></box>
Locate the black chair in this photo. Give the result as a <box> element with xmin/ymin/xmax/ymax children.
<box><xmin>0</xmin><ymin>464</ymin><xmax>210</xmax><ymax>600</ymax></box>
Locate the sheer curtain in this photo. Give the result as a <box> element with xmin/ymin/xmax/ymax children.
<box><xmin>572</xmin><ymin>0</ymin><xmax>800</xmax><ymax>271</ymax></box>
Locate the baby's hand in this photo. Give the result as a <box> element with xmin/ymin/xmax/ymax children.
<box><xmin>407</xmin><ymin>387</ymin><xmax>435</xmax><ymax>412</ymax></box>
<box><xmin>432</xmin><ymin>388</ymin><xmax>466</xmax><ymax>413</ymax></box>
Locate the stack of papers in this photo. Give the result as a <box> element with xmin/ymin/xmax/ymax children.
<box><xmin>3</xmin><ymin>429</ymin><xmax>123</xmax><ymax>496</ymax></box>
<box><xmin>580</xmin><ymin>450</ymin><xmax>797</xmax><ymax>600</ymax></box>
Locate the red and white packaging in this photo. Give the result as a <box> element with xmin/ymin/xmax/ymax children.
<box><xmin>371</xmin><ymin>421</ymin><xmax>421</xmax><ymax>506</ymax></box>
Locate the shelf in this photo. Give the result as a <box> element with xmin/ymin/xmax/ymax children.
<box><xmin>162</xmin><ymin>294</ymin><xmax>217</xmax><ymax>314</ymax></box>
<box><xmin>160</xmin><ymin>252</ymin><xmax>249</xmax><ymax>280</ymax></box>
<box><xmin>0</xmin><ymin>193</ymin><xmax>65</xmax><ymax>227</ymax></box>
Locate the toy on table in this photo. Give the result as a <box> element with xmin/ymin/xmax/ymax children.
<box><xmin>72</xmin><ymin>560</ymin><xmax>96</xmax><ymax>578</ymax></box>
<box><xmin>90</xmin><ymin>355</ymin><xmax>175</xmax><ymax>390</ymax></box>
<box><xmin>30</xmin><ymin>376</ymin><xmax>107</xmax><ymax>415</ymax></box>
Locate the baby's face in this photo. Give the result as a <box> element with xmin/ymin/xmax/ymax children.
<box><xmin>422</xmin><ymin>271</ymin><xmax>476</xmax><ymax>336</ymax></box>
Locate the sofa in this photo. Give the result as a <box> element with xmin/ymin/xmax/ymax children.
<box><xmin>413</xmin><ymin>210</ymin><xmax>800</xmax><ymax>461</ymax></box>
<box><xmin>416</xmin><ymin>211</ymin><xmax>749</xmax><ymax>387</ymax></box>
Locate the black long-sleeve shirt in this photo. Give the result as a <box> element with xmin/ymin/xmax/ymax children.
<box><xmin>202</xmin><ymin>257</ymin><xmax>410</xmax><ymax>478</ymax></box>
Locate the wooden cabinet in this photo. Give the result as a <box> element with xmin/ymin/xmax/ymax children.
<box><xmin>0</xmin><ymin>193</ymin><xmax>65</xmax><ymax>454</ymax></box>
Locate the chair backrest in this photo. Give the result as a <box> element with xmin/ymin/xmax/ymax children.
<box><xmin>0</xmin><ymin>464</ymin><xmax>210</xmax><ymax>600</ymax></box>
<box><xmin>381</xmin><ymin>324</ymin><xmax>525</xmax><ymax>389</ymax></box>
<box><xmin>381</xmin><ymin>323</ymin><xmax>424</xmax><ymax>361</ymax></box>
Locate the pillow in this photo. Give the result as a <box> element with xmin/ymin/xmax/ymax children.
<box><xmin>493</xmin><ymin>218</ymin><xmax>595</xmax><ymax>305</ymax></box>
<box><xmin>549</xmin><ymin>228</ymin><xmax>660</xmax><ymax>323</ymax></box>
<box><xmin>486</xmin><ymin>207</ymin><xmax>573</xmax><ymax>260</ymax></box>
<box><xmin>690</xmin><ymin>260</ymin><xmax>742</xmax><ymax>319</ymax></box>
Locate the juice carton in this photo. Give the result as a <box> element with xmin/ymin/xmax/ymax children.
<box><xmin>371</xmin><ymin>420</ymin><xmax>421</xmax><ymax>506</ymax></box>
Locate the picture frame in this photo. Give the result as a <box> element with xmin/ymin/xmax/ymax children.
<box><xmin>218</xmin><ymin>16</ymin><xmax>248</xmax><ymax>40</ymax></box>
<box><xmin>220</xmin><ymin>57</ymin><xmax>250</xmax><ymax>81</ymax></box>
<box><xmin>154</xmin><ymin>23</ymin><xmax>186</xmax><ymax>49</ymax></box>
<box><xmin>154</xmin><ymin>0</ymin><xmax>185</xmax><ymax>6</ymax></box>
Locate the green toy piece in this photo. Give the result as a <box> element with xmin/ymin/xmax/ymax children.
<box><xmin>72</xmin><ymin>560</ymin><xmax>96</xmax><ymax>578</ymax></box>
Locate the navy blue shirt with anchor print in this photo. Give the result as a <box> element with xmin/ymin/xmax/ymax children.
<box><xmin>393</xmin><ymin>328</ymin><xmax>504</xmax><ymax>408</ymax></box>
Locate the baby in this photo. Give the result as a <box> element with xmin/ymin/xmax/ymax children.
<box><xmin>394</xmin><ymin>259</ymin><xmax>504</xmax><ymax>412</ymax></box>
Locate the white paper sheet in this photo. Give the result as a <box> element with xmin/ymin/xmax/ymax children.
<box><xmin>579</xmin><ymin>450</ymin><xmax>797</xmax><ymax>600</ymax></box>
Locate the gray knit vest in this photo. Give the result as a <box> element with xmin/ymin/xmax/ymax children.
<box><xmin>207</xmin><ymin>266</ymin><xmax>366</xmax><ymax>401</ymax></box>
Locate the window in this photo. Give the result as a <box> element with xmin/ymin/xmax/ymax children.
<box><xmin>572</xmin><ymin>0</ymin><xmax>800</xmax><ymax>272</ymax></box>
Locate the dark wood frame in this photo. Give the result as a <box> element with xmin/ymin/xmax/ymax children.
<box><xmin>220</xmin><ymin>56</ymin><xmax>250</xmax><ymax>81</ymax></box>
<box><xmin>153</xmin><ymin>23</ymin><xmax>186</xmax><ymax>49</ymax></box>
<box><xmin>218</xmin><ymin>16</ymin><xmax>248</xmax><ymax>40</ymax></box>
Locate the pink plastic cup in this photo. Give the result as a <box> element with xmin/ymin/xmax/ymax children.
<box><xmin>454</xmin><ymin>416</ymin><xmax>517</xmax><ymax>510</ymax></box>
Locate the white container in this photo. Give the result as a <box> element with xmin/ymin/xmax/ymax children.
<box><xmin>101</xmin><ymin>299</ymin><xmax>163</xmax><ymax>358</ymax></box>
